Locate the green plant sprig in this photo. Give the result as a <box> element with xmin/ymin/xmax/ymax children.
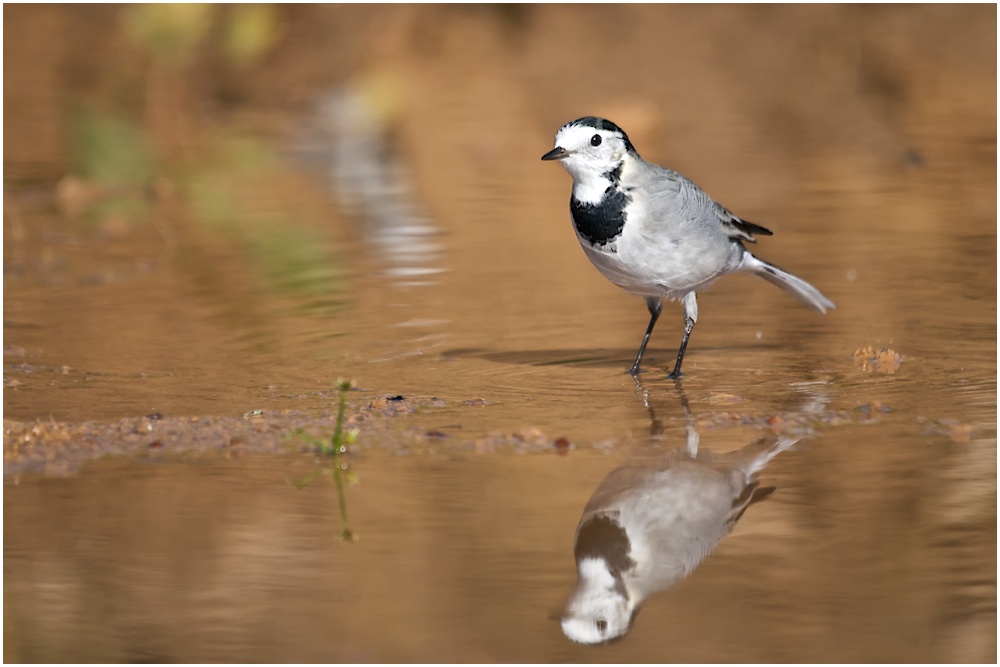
<box><xmin>288</xmin><ymin>378</ymin><xmax>359</xmax><ymax>541</ymax></box>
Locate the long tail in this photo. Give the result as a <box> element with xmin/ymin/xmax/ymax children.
<box><xmin>733</xmin><ymin>435</ymin><xmax>799</xmax><ymax>476</ymax></box>
<box><xmin>741</xmin><ymin>254</ymin><xmax>835</xmax><ymax>313</ymax></box>
<box><xmin>726</xmin><ymin>436</ymin><xmax>799</xmax><ymax>525</ymax></box>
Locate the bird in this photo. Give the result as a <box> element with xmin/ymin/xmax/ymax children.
<box><xmin>541</xmin><ymin>116</ymin><xmax>835</xmax><ymax>378</ymax></box>
<box><xmin>560</xmin><ymin>434</ymin><xmax>798</xmax><ymax>645</ymax></box>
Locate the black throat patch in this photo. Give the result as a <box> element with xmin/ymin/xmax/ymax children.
<box><xmin>570</xmin><ymin>167</ymin><xmax>630</xmax><ymax>246</ymax></box>
<box><xmin>575</xmin><ymin>513</ymin><xmax>636</xmax><ymax>578</ymax></box>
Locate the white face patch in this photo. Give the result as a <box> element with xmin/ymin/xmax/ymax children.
<box><xmin>562</xmin><ymin>557</ymin><xmax>634</xmax><ymax>644</ymax></box>
<box><xmin>553</xmin><ymin>124</ymin><xmax>629</xmax><ymax>167</ymax></box>
<box><xmin>549</xmin><ymin>124</ymin><xmax>632</xmax><ymax>204</ymax></box>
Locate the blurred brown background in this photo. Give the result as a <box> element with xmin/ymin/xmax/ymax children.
<box><xmin>6</xmin><ymin>5</ymin><xmax>995</xmax><ymax>196</ymax></box>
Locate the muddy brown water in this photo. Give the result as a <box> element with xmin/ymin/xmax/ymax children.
<box><xmin>4</xmin><ymin>6</ymin><xmax>996</xmax><ymax>662</ymax></box>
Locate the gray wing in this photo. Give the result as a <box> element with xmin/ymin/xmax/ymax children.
<box><xmin>639</xmin><ymin>163</ymin><xmax>773</xmax><ymax>243</ymax></box>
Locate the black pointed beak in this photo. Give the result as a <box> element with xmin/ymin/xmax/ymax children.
<box><xmin>541</xmin><ymin>146</ymin><xmax>570</xmax><ymax>161</ymax></box>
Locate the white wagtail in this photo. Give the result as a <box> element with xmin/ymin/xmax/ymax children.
<box><xmin>542</xmin><ymin>117</ymin><xmax>835</xmax><ymax>378</ymax></box>
<box><xmin>561</xmin><ymin>435</ymin><xmax>797</xmax><ymax>645</ymax></box>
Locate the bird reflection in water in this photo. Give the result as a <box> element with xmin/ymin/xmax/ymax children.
<box><xmin>561</xmin><ymin>383</ymin><xmax>798</xmax><ymax>645</ymax></box>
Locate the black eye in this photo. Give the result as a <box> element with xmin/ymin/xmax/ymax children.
<box><xmin>591</xmin><ymin>134</ymin><xmax>602</xmax><ymax>147</ymax></box>
<box><xmin>596</xmin><ymin>619</ymin><xmax>608</xmax><ymax>633</ymax></box>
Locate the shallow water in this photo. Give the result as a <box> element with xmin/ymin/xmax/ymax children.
<box><xmin>4</xmin><ymin>5</ymin><xmax>997</xmax><ymax>662</ymax></box>
<box><xmin>5</xmin><ymin>430</ymin><xmax>996</xmax><ymax>662</ymax></box>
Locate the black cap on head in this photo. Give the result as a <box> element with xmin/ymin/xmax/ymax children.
<box><xmin>564</xmin><ymin>117</ymin><xmax>636</xmax><ymax>154</ymax></box>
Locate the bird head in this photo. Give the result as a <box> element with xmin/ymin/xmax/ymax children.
<box><xmin>560</xmin><ymin>557</ymin><xmax>636</xmax><ymax>645</ymax></box>
<box><xmin>541</xmin><ymin>117</ymin><xmax>637</xmax><ymax>202</ymax></box>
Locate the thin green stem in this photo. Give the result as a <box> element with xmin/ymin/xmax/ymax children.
<box><xmin>330</xmin><ymin>378</ymin><xmax>355</xmax><ymax>540</ymax></box>
<box><xmin>289</xmin><ymin>379</ymin><xmax>357</xmax><ymax>540</ymax></box>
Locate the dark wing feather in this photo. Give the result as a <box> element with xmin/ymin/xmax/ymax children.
<box><xmin>715</xmin><ymin>204</ymin><xmax>773</xmax><ymax>243</ymax></box>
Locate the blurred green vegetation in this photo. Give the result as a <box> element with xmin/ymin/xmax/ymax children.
<box><xmin>71</xmin><ymin>111</ymin><xmax>157</xmax><ymax>187</ymax></box>
<box><xmin>221</xmin><ymin>5</ymin><xmax>282</xmax><ymax>66</ymax></box>
<box><xmin>122</xmin><ymin>4</ymin><xmax>214</xmax><ymax>68</ymax></box>
<box><xmin>122</xmin><ymin>4</ymin><xmax>280</xmax><ymax>68</ymax></box>
<box><xmin>63</xmin><ymin>4</ymin><xmax>342</xmax><ymax>311</ymax></box>
<box><xmin>67</xmin><ymin>111</ymin><xmax>157</xmax><ymax>226</ymax></box>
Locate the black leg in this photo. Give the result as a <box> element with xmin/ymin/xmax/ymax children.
<box><xmin>628</xmin><ymin>297</ymin><xmax>662</xmax><ymax>376</ymax></box>
<box><xmin>666</xmin><ymin>315</ymin><xmax>696</xmax><ymax>380</ymax></box>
